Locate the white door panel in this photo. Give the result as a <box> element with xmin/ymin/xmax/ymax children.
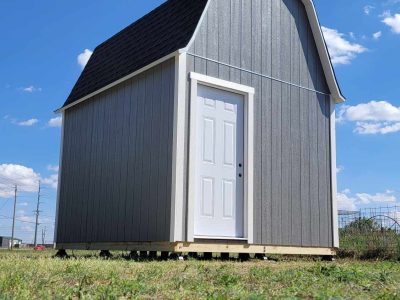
<box><xmin>223</xmin><ymin>121</ymin><xmax>235</xmax><ymax>166</ymax></box>
<box><xmin>202</xmin><ymin>118</ymin><xmax>215</xmax><ymax>164</ymax></box>
<box><xmin>201</xmin><ymin>177</ymin><xmax>214</xmax><ymax>217</ymax></box>
<box><xmin>194</xmin><ymin>84</ymin><xmax>244</xmax><ymax>238</ymax></box>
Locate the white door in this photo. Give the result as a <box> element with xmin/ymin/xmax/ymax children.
<box><xmin>193</xmin><ymin>84</ymin><xmax>244</xmax><ymax>238</ymax></box>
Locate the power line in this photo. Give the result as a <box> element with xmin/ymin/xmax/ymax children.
<box><xmin>0</xmin><ymin>198</ymin><xmax>11</xmax><ymax>211</ymax></box>
<box><xmin>0</xmin><ymin>215</ymin><xmax>37</xmax><ymax>224</ymax></box>
<box><xmin>0</xmin><ymin>182</ymin><xmax>16</xmax><ymax>188</ymax></box>
<box><xmin>0</xmin><ymin>176</ymin><xmax>49</xmax><ymax>190</ymax></box>
<box><xmin>0</xmin><ymin>179</ymin><xmax>38</xmax><ymax>189</ymax></box>
<box><xmin>0</xmin><ymin>215</ymin><xmax>55</xmax><ymax>225</ymax></box>
<box><xmin>40</xmin><ymin>215</ymin><xmax>55</xmax><ymax>218</ymax></box>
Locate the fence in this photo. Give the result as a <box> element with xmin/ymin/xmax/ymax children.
<box><xmin>338</xmin><ymin>206</ymin><xmax>400</xmax><ymax>259</ymax></box>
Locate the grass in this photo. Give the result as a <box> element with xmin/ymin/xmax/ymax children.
<box><xmin>0</xmin><ymin>250</ymin><xmax>399</xmax><ymax>299</ymax></box>
<box><xmin>339</xmin><ymin>231</ymin><xmax>400</xmax><ymax>260</ymax></box>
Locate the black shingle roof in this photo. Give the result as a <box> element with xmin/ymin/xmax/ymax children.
<box><xmin>62</xmin><ymin>0</ymin><xmax>208</xmax><ymax>108</ymax></box>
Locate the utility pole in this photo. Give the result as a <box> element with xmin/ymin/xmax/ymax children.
<box><xmin>33</xmin><ymin>180</ymin><xmax>41</xmax><ymax>246</ymax></box>
<box><xmin>10</xmin><ymin>185</ymin><xmax>17</xmax><ymax>250</ymax></box>
<box><xmin>41</xmin><ymin>226</ymin><xmax>46</xmax><ymax>245</ymax></box>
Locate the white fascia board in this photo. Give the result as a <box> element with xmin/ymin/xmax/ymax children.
<box><xmin>190</xmin><ymin>72</ymin><xmax>255</xmax><ymax>95</ymax></box>
<box><xmin>56</xmin><ymin>51</ymin><xmax>178</xmax><ymax>113</ymax></box>
<box><xmin>180</xmin><ymin>0</ymin><xmax>212</xmax><ymax>53</ymax></box>
<box><xmin>330</xmin><ymin>97</ymin><xmax>339</xmax><ymax>248</ymax></box>
<box><xmin>170</xmin><ymin>51</ymin><xmax>187</xmax><ymax>242</ymax></box>
<box><xmin>302</xmin><ymin>0</ymin><xmax>345</xmax><ymax>104</ymax></box>
<box><xmin>53</xmin><ymin>112</ymin><xmax>65</xmax><ymax>245</ymax></box>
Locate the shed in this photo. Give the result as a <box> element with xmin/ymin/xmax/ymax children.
<box><xmin>55</xmin><ymin>0</ymin><xmax>343</xmax><ymax>256</ymax></box>
<box><xmin>0</xmin><ymin>237</ymin><xmax>22</xmax><ymax>249</ymax></box>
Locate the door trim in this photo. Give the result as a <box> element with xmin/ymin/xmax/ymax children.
<box><xmin>187</xmin><ymin>72</ymin><xmax>255</xmax><ymax>243</ymax></box>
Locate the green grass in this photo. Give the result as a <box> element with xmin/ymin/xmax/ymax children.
<box><xmin>339</xmin><ymin>231</ymin><xmax>400</xmax><ymax>260</ymax></box>
<box><xmin>0</xmin><ymin>250</ymin><xmax>399</xmax><ymax>299</ymax></box>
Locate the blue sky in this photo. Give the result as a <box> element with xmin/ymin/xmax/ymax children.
<box><xmin>0</xmin><ymin>0</ymin><xmax>399</xmax><ymax>243</ymax></box>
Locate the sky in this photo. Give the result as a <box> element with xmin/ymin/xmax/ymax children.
<box><xmin>0</xmin><ymin>0</ymin><xmax>399</xmax><ymax>243</ymax></box>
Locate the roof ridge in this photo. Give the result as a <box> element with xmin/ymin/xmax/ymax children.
<box><xmin>95</xmin><ymin>0</ymin><xmax>175</xmax><ymax>51</ymax></box>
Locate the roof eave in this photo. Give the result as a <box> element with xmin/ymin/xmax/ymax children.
<box><xmin>302</xmin><ymin>0</ymin><xmax>345</xmax><ymax>104</ymax></box>
<box><xmin>55</xmin><ymin>50</ymin><xmax>180</xmax><ymax>113</ymax></box>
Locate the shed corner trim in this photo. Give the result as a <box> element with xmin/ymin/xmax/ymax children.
<box><xmin>170</xmin><ymin>51</ymin><xmax>188</xmax><ymax>242</ymax></box>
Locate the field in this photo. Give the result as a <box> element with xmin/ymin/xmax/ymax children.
<box><xmin>0</xmin><ymin>250</ymin><xmax>399</xmax><ymax>299</ymax></box>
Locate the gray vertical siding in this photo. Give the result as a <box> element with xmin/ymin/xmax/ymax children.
<box><xmin>56</xmin><ymin>59</ymin><xmax>175</xmax><ymax>244</ymax></box>
<box><xmin>187</xmin><ymin>0</ymin><xmax>333</xmax><ymax>247</ymax></box>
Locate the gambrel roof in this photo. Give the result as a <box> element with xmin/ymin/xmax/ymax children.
<box><xmin>62</xmin><ymin>0</ymin><xmax>208</xmax><ymax>108</ymax></box>
<box><xmin>60</xmin><ymin>0</ymin><xmax>344</xmax><ymax>111</ymax></box>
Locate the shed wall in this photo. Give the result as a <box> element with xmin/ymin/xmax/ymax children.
<box><xmin>56</xmin><ymin>58</ymin><xmax>175</xmax><ymax>244</ymax></box>
<box><xmin>0</xmin><ymin>238</ymin><xmax>8</xmax><ymax>248</ymax></box>
<box><xmin>186</xmin><ymin>0</ymin><xmax>333</xmax><ymax>247</ymax></box>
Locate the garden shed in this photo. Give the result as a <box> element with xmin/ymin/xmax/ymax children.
<box><xmin>0</xmin><ymin>237</ymin><xmax>22</xmax><ymax>249</ymax></box>
<box><xmin>55</xmin><ymin>0</ymin><xmax>344</xmax><ymax>256</ymax></box>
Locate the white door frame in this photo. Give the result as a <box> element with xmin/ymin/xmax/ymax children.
<box><xmin>187</xmin><ymin>72</ymin><xmax>255</xmax><ymax>243</ymax></box>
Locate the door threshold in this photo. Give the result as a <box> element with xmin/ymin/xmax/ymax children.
<box><xmin>194</xmin><ymin>236</ymin><xmax>248</xmax><ymax>241</ymax></box>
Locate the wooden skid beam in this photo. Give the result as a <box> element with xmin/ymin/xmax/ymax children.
<box><xmin>57</xmin><ymin>242</ymin><xmax>336</xmax><ymax>256</ymax></box>
<box><xmin>175</xmin><ymin>243</ymin><xmax>336</xmax><ymax>256</ymax></box>
<box><xmin>56</xmin><ymin>242</ymin><xmax>175</xmax><ymax>252</ymax></box>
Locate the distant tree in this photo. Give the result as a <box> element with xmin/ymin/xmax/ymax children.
<box><xmin>342</xmin><ymin>218</ymin><xmax>380</xmax><ymax>233</ymax></box>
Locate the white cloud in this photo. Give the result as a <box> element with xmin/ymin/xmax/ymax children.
<box><xmin>343</xmin><ymin>101</ymin><xmax>400</xmax><ymax>122</ymax></box>
<box><xmin>21</xmin><ymin>225</ymin><xmax>35</xmax><ymax>233</ymax></box>
<box><xmin>77</xmin><ymin>49</ymin><xmax>93</xmax><ymax>69</ymax></box>
<box><xmin>17</xmin><ymin>210</ymin><xmax>35</xmax><ymax>224</ymax></box>
<box><xmin>321</xmin><ymin>26</ymin><xmax>367</xmax><ymax>65</ymax></box>
<box><xmin>342</xmin><ymin>189</ymin><xmax>351</xmax><ymax>194</ymax></box>
<box><xmin>384</xmin><ymin>0</ymin><xmax>400</xmax><ymax>5</ymax></box>
<box><xmin>337</xmin><ymin>191</ymin><xmax>358</xmax><ymax>211</ymax></box>
<box><xmin>373</xmin><ymin>31</ymin><xmax>382</xmax><ymax>39</ymax></box>
<box><xmin>17</xmin><ymin>118</ymin><xmax>38</xmax><ymax>127</ymax></box>
<box><xmin>0</xmin><ymin>164</ymin><xmax>40</xmax><ymax>198</ymax></box>
<box><xmin>364</xmin><ymin>5</ymin><xmax>375</xmax><ymax>15</ymax></box>
<box><xmin>43</xmin><ymin>164</ymin><xmax>59</xmax><ymax>189</ymax></box>
<box><xmin>42</xmin><ymin>174</ymin><xmax>58</xmax><ymax>189</ymax></box>
<box><xmin>47</xmin><ymin>165</ymin><xmax>59</xmax><ymax>172</ymax></box>
<box><xmin>21</xmin><ymin>86</ymin><xmax>42</xmax><ymax>93</ymax></box>
<box><xmin>337</xmin><ymin>189</ymin><xmax>397</xmax><ymax>211</ymax></box>
<box><xmin>336</xmin><ymin>166</ymin><xmax>344</xmax><ymax>174</ymax></box>
<box><xmin>338</xmin><ymin>101</ymin><xmax>400</xmax><ymax>134</ymax></box>
<box><xmin>17</xmin><ymin>210</ymin><xmax>54</xmax><ymax>230</ymax></box>
<box><xmin>0</xmin><ymin>163</ymin><xmax>59</xmax><ymax>198</ymax></box>
<box><xmin>47</xmin><ymin>116</ymin><xmax>62</xmax><ymax>128</ymax></box>
<box><xmin>5</xmin><ymin>116</ymin><xmax>39</xmax><ymax>127</ymax></box>
<box><xmin>356</xmin><ymin>190</ymin><xmax>397</xmax><ymax>204</ymax></box>
<box><xmin>382</xmin><ymin>12</ymin><xmax>400</xmax><ymax>33</ymax></box>
<box><xmin>354</xmin><ymin>122</ymin><xmax>400</xmax><ymax>134</ymax></box>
